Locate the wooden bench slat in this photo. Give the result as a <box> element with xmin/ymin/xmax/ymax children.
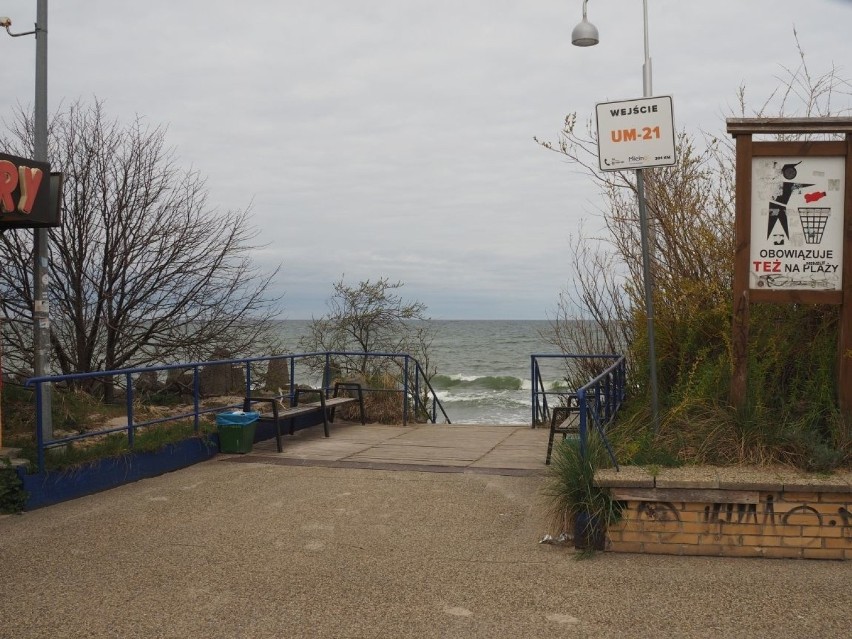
<box><xmin>274</xmin><ymin>397</ymin><xmax>356</xmax><ymax>417</ymax></box>
<box><xmin>243</xmin><ymin>383</ymin><xmax>365</xmax><ymax>453</ymax></box>
<box><xmin>545</xmin><ymin>397</ymin><xmax>581</xmax><ymax>465</ymax></box>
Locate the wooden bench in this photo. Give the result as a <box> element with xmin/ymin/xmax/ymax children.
<box><xmin>243</xmin><ymin>382</ymin><xmax>366</xmax><ymax>453</ymax></box>
<box><xmin>545</xmin><ymin>394</ymin><xmax>581</xmax><ymax>465</ymax></box>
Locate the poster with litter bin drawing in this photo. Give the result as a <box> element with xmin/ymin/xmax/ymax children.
<box><xmin>750</xmin><ymin>156</ymin><xmax>845</xmax><ymax>291</ymax></box>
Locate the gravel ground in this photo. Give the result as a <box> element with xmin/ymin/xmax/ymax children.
<box><xmin>1</xmin><ymin>459</ymin><xmax>850</xmax><ymax>638</ymax></box>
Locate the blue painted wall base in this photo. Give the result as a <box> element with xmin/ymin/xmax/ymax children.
<box><xmin>18</xmin><ymin>435</ymin><xmax>220</xmax><ymax>510</ymax></box>
<box><xmin>15</xmin><ymin>410</ymin><xmax>327</xmax><ymax>510</ymax></box>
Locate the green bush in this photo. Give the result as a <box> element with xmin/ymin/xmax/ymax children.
<box><xmin>543</xmin><ymin>434</ymin><xmax>622</xmax><ymax>544</ymax></box>
<box><xmin>539</xmin><ymin>52</ymin><xmax>852</xmax><ymax>471</ymax></box>
<box><xmin>0</xmin><ymin>466</ymin><xmax>28</xmax><ymax>514</ymax></box>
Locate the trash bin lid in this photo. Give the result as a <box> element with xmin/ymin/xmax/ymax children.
<box><xmin>215</xmin><ymin>411</ymin><xmax>260</xmax><ymax>426</ymax></box>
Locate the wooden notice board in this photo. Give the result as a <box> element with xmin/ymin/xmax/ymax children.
<box><xmin>727</xmin><ymin>118</ymin><xmax>852</xmax><ymax>413</ymax></box>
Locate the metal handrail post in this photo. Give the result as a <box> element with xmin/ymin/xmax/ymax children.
<box><xmin>617</xmin><ymin>363</ymin><xmax>623</xmax><ymax>405</ymax></box>
<box><xmin>577</xmin><ymin>387</ymin><xmax>587</xmax><ymax>460</ymax></box>
<box><xmin>530</xmin><ymin>356</ymin><xmax>536</xmax><ymax>426</ymax></box>
<box><xmin>192</xmin><ymin>367</ymin><xmax>200</xmax><ymax>432</ymax></box>
<box><xmin>324</xmin><ymin>353</ymin><xmax>331</xmax><ymax>396</ymax></box>
<box><xmin>21</xmin><ymin>350</ymin><xmax>455</xmax><ymax>460</ymax></box>
<box><xmin>125</xmin><ymin>372</ymin><xmax>135</xmax><ymax>447</ymax></box>
<box><xmin>402</xmin><ymin>356</ymin><xmax>410</xmax><ymax>426</ymax></box>
<box><xmin>539</xmin><ymin>361</ymin><xmax>550</xmax><ymax>424</ymax></box>
<box><xmin>421</xmin><ymin>359</ymin><xmax>436</xmax><ymax>422</ymax></box>
<box><xmin>595</xmin><ymin>383</ymin><xmax>603</xmax><ymax>429</ymax></box>
<box><xmin>530</xmin><ymin>357</ymin><xmax>550</xmax><ymax>427</ymax></box>
<box><xmin>35</xmin><ymin>381</ymin><xmax>45</xmax><ymax>473</ymax></box>
<box><xmin>414</xmin><ymin>362</ymin><xmax>421</xmax><ymax>417</ymax></box>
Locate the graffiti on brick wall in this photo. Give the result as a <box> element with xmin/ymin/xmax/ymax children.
<box><xmin>699</xmin><ymin>494</ymin><xmax>847</xmax><ymax>529</ymax></box>
<box><xmin>703</xmin><ymin>497</ymin><xmax>770</xmax><ymax>525</ymax></box>
<box><xmin>636</xmin><ymin>501</ymin><xmax>680</xmax><ymax>522</ymax></box>
<box><xmin>632</xmin><ymin>493</ymin><xmax>851</xmax><ymax>541</ymax></box>
<box><xmin>707</xmin><ymin>502</ymin><xmax>754</xmax><ymax>523</ymax></box>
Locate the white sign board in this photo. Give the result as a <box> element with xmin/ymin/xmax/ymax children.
<box><xmin>750</xmin><ymin>156</ymin><xmax>845</xmax><ymax>291</ymax></box>
<box><xmin>595</xmin><ymin>96</ymin><xmax>676</xmax><ymax>171</ymax></box>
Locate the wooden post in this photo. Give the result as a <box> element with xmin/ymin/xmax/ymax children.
<box><xmin>840</xmin><ymin>133</ymin><xmax>852</xmax><ymax>415</ymax></box>
<box><xmin>0</xmin><ymin>327</ymin><xmax>3</xmax><ymax>449</ymax></box>
<box><xmin>726</xmin><ymin>117</ymin><xmax>852</xmax><ymax>413</ymax></box>
<box><xmin>730</xmin><ymin>134</ymin><xmax>752</xmax><ymax>409</ymax></box>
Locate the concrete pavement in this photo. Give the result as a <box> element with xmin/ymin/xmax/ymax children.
<box><xmin>1</xmin><ymin>455</ymin><xmax>850</xmax><ymax>638</ymax></box>
<box><xmin>242</xmin><ymin>422</ymin><xmax>550</xmax><ymax>472</ymax></box>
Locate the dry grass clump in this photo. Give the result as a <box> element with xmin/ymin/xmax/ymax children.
<box><xmin>538</xmin><ymin>50</ymin><xmax>852</xmax><ymax>474</ymax></box>
<box><xmin>606</xmin><ymin>396</ymin><xmax>851</xmax><ymax>472</ymax></box>
<box><xmin>333</xmin><ymin>373</ymin><xmax>409</xmax><ymax>424</ymax></box>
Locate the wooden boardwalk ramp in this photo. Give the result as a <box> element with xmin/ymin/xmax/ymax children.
<box><xmin>220</xmin><ymin>422</ymin><xmax>551</xmax><ymax>476</ymax></box>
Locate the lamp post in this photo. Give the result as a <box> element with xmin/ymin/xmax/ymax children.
<box><xmin>572</xmin><ymin>0</ymin><xmax>660</xmax><ymax>433</ymax></box>
<box><xmin>1</xmin><ymin>1</ymin><xmax>53</xmax><ymax>440</ymax></box>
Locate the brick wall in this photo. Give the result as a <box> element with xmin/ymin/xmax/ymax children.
<box><xmin>596</xmin><ymin>468</ymin><xmax>852</xmax><ymax>560</ymax></box>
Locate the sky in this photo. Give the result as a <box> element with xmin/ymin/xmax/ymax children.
<box><xmin>1</xmin><ymin>0</ymin><xmax>850</xmax><ymax>320</ymax></box>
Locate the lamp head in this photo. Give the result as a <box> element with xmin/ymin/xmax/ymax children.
<box><xmin>0</xmin><ymin>17</ymin><xmax>12</xmax><ymax>28</ymax></box>
<box><xmin>571</xmin><ymin>0</ymin><xmax>599</xmax><ymax>47</ymax></box>
<box><xmin>571</xmin><ymin>19</ymin><xmax>599</xmax><ymax>47</ymax></box>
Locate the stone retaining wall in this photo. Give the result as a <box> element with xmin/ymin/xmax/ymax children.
<box><xmin>595</xmin><ymin>466</ymin><xmax>852</xmax><ymax>560</ymax></box>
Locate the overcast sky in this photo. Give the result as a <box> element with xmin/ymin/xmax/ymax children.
<box><xmin>1</xmin><ymin>0</ymin><xmax>850</xmax><ymax>319</ymax></box>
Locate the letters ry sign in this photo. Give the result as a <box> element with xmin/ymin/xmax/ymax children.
<box><xmin>0</xmin><ymin>152</ymin><xmax>61</xmax><ymax>228</ymax></box>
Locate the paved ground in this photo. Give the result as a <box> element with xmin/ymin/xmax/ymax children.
<box><xmin>241</xmin><ymin>422</ymin><xmax>550</xmax><ymax>472</ymax></box>
<box><xmin>2</xmin><ymin>443</ymin><xmax>851</xmax><ymax>638</ymax></box>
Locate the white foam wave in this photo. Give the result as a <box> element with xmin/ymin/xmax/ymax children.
<box><xmin>437</xmin><ymin>391</ymin><xmax>533</xmax><ymax>407</ymax></box>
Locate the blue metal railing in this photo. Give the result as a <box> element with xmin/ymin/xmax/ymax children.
<box><xmin>531</xmin><ymin>353</ymin><xmax>627</xmax><ymax>467</ymax></box>
<box><xmin>26</xmin><ymin>351</ymin><xmax>448</xmax><ymax>473</ymax></box>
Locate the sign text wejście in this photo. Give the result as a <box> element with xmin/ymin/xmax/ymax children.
<box><xmin>609</xmin><ymin>104</ymin><xmax>659</xmax><ymax>117</ymax></box>
<box><xmin>595</xmin><ymin>96</ymin><xmax>676</xmax><ymax>171</ymax></box>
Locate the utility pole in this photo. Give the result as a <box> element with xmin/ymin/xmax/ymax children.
<box><xmin>0</xmin><ymin>1</ymin><xmax>52</xmax><ymax>442</ymax></box>
<box><xmin>572</xmin><ymin>0</ymin><xmax>661</xmax><ymax>433</ymax></box>
<box><xmin>634</xmin><ymin>0</ymin><xmax>660</xmax><ymax>434</ymax></box>
<box><xmin>32</xmin><ymin>1</ymin><xmax>52</xmax><ymax>438</ymax></box>
<box><xmin>33</xmin><ymin>0</ymin><xmax>53</xmax><ymax>439</ymax></box>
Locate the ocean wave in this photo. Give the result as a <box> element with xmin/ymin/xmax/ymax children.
<box><xmin>432</xmin><ymin>374</ymin><xmax>523</xmax><ymax>391</ymax></box>
<box><xmin>435</xmin><ymin>389</ymin><xmax>532</xmax><ymax>407</ymax></box>
<box><xmin>433</xmin><ymin>374</ymin><xmax>568</xmax><ymax>392</ymax></box>
<box><xmin>519</xmin><ymin>379</ymin><xmax>569</xmax><ymax>391</ymax></box>
<box><xmin>437</xmin><ymin>395</ymin><xmax>533</xmax><ymax>425</ymax></box>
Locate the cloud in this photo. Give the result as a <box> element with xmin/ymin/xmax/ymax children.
<box><xmin>1</xmin><ymin>0</ymin><xmax>850</xmax><ymax>318</ymax></box>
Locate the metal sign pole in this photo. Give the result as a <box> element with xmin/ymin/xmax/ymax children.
<box><xmin>583</xmin><ymin>0</ymin><xmax>663</xmax><ymax>433</ymax></box>
<box><xmin>639</xmin><ymin>0</ymin><xmax>660</xmax><ymax>433</ymax></box>
<box><xmin>636</xmin><ymin>168</ymin><xmax>660</xmax><ymax>433</ymax></box>
<box><xmin>33</xmin><ymin>0</ymin><xmax>52</xmax><ymax>439</ymax></box>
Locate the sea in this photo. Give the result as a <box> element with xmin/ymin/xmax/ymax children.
<box><xmin>277</xmin><ymin>320</ymin><xmax>573</xmax><ymax>425</ymax></box>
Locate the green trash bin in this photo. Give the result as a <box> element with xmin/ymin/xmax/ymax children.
<box><xmin>216</xmin><ymin>411</ymin><xmax>260</xmax><ymax>454</ymax></box>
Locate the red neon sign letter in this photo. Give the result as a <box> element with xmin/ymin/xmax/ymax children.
<box><xmin>0</xmin><ymin>160</ymin><xmax>44</xmax><ymax>215</ymax></box>
<box><xmin>17</xmin><ymin>166</ymin><xmax>44</xmax><ymax>214</ymax></box>
<box><xmin>0</xmin><ymin>160</ymin><xmax>18</xmax><ymax>213</ymax></box>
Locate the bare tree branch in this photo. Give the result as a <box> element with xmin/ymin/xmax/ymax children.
<box><xmin>0</xmin><ymin>99</ymin><xmax>284</xmax><ymax>392</ymax></box>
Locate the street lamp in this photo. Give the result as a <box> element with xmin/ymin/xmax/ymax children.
<box><xmin>1</xmin><ymin>16</ymin><xmax>36</xmax><ymax>37</ymax></box>
<box><xmin>1</xmin><ymin>3</ymin><xmax>53</xmax><ymax>440</ymax></box>
<box><xmin>571</xmin><ymin>0</ymin><xmax>660</xmax><ymax>433</ymax></box>
<box><xmin>571</xmin><ymin>1</ymin><xmax>599</xmax><ymax>47</ymax></box>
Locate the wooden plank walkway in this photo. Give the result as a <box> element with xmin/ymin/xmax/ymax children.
<box><xmin>220</xmin><ymin>422</ymin><xmax>552</xmax><ymax>475</ymax></box>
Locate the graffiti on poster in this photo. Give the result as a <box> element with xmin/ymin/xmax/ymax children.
<box><xmin>750</xmin><ymin>156</ymin><xmax>845</xmax><ymax>291</ymax></box>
